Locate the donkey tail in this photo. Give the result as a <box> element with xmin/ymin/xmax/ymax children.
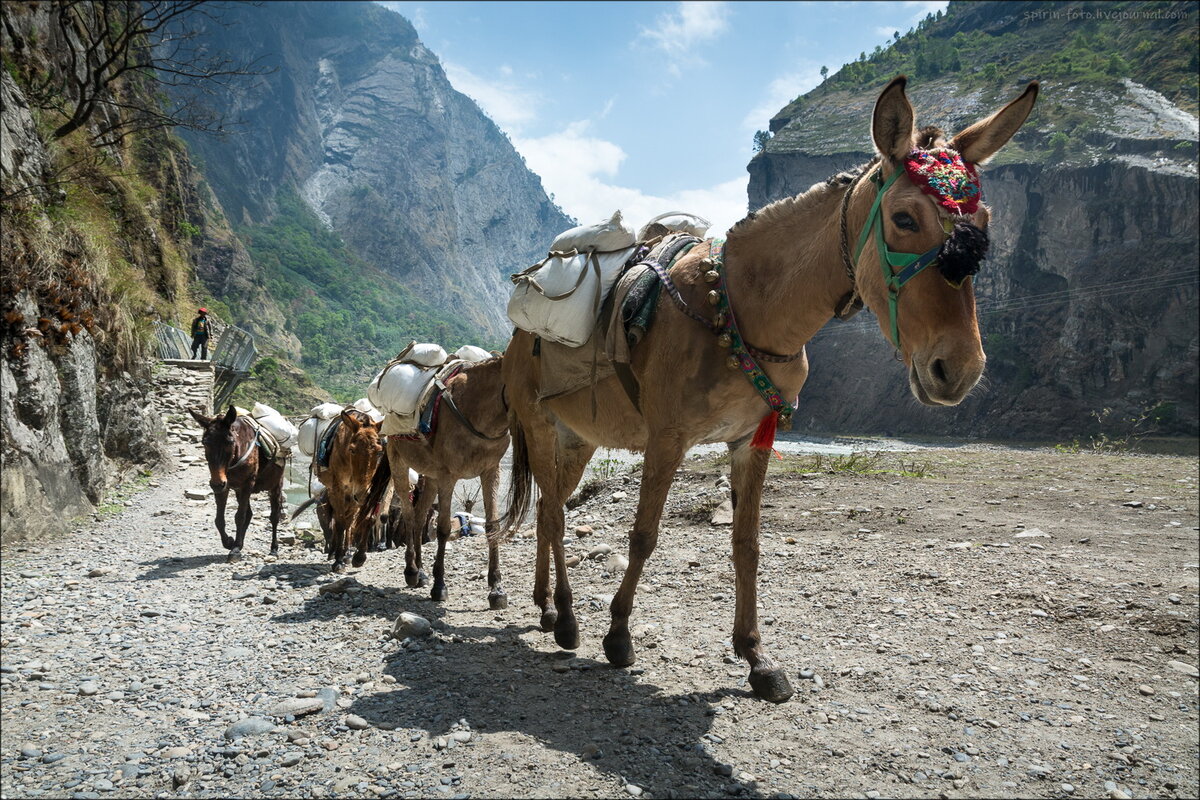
<box><xmin>290</xmin><ymin>492</ymin><xmax>324</xmax><ymax>522</ymax></box>
<box><xmin>351</xmin><ymin>450</ymin><xmax>392</xmax><ymax>553</ymax></box>
<box><xmin>491</xmin><ymin>412</ymin><xmax>535</xmax><ymax>543</ymax></box>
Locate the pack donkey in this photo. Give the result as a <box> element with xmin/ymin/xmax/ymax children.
<box><xmin>498</xmin><ymin>77</ymin><xmax>1038</xmax><ymax>702</ymax></box>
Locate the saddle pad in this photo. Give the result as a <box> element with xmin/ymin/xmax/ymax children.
<box><xmin>315</xmin><ymin>416</ymin><xmax>342</xmax><ymax>469</ymax></box>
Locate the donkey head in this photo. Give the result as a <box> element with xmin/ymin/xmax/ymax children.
<box><xmin>854</xmin><ymin>76</ymin><xmax>1037</xmax><ymax>406</ymax></box>
<box><xmin>189</xmin><ymin>405</ymin><xmax>240</xmax><ymax>493</ymax></box>
<box><xmin>338</xmin><ymin>409</ymin><xmax>384</xmax><ymax>499</ymax></box>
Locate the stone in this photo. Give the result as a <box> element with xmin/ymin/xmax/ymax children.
<box><xmin>19</xmin><ymin>744</ymin><xmax>41</xmax><ymax>759</ymax></box>
<box><xmin>625</xmin><ymin>785</ymin><xmax>643</xmax><ymax>797</ymax></box>
<box><xmin>184</xmin><ymin>489</ymin><xmax>210</xmax><ymax>500</ymax></box>
<box><xmin>87</xmin><ymin>567</ymin><xmax>112</xmax><ymax>578</ymax></box>
<box><xmin>172</xmin><ymin>766</ymin><xmax>191</xmax><ymax>788</ymax></box>
<box><xmin>281</xmin><ymin>753</ymin><xmax>303</xmax><ymax>768</ymax></box>
<box><xmin>345</xmin><ymin>714</ymin><xmax>370</xmax><ymax>730</ymax></box>
<box><xmin>565</xmin><ymin>554</ymin><xmax>582</xmax><ymax>568</ymax></box>
<box><xmin>574</xmin><ymin>525</ymin><xmax>594</xmax><ymax>537</ymax></box>
<box><xmin>1013</xmin><ymin>528</ymin><xmax>1049</xmax><ymax>538</ymax></box>
<box><xmin>1137</xmin><ymin>684</ymin><xmax>1155</xmax><ymax>696</ymax></box>
<box><xmin>711</xmin><ymin>500</ymin><xmax>734</xmax><ymax>525</ymax></box>
<box><xmin>605</xmin><ymin>554</ymin><xmax>629</xmax><ymax>571</ymax></box>
<box><xmin>161</xmin><ymin>747</ymin><xmax>191</xmax><ymax>759</ymax></box>
<box><xmin>451</xmin><ymin>730</ymin><xmax>471</xmax><ymax>743</ymax></box>
<box><xmin>392</xmin><ymin>612</ymin><xmax>432</xmax><ymax>639</ymax></box>
<box><xmin>266</xmin><ymin>697</ymin><xmax>325</xmax><ymax>718</ymax></box>
<box><xmin>319</xmin><ymin>577</ymin><xmax>356</xmax><ymax>595</ymax></box>
<box><xmin>1166</xmin><ymin>660</ymin><xmax>1199</xmax><ymax>678</ymax></box>
<box><xmin>224</xmin><ymin>717</ymin><xmax>277</xmax><ymax>739</ymax></box>
<box><xmin>78</xmin><ymin>681</ymin><xmax>99</xmax><ymax>696</ymax></box>
<box><xmin>588</xmin><ymin>544</ymin><xmax>612</xmax><ymax>559</ymax></box>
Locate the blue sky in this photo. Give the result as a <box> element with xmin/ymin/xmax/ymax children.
<box><xmin>377</xmin><ymin>1</ymin><xmax>947</xmax><ymax>235</ymax></box>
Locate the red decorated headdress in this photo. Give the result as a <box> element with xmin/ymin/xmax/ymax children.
<box><xmin>903</xmin><ymin>149</ymin><xmax>982</xmax><ymax>215</ymax></box>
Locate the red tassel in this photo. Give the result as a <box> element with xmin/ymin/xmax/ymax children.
<box><xmin>750</xmin><ymin>411</ymin><xmax>779</xmax><ymax>451</ymax></box>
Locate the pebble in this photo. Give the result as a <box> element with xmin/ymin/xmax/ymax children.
<box><xmin>224</xmin><ymin>717</ymin><xmax>277</xmax><ymax>739</ymax></box>
<box><xmin>393</xmin><ymin>612</ymin><xmax>432</xmax><ymax>639</ymax></box>
<box><xmin>161</xmin><ymin>746</ymin><xmax>192</xmax><ymax>759</ymax></box>
<box><xmin>625</xmin><ymin>784</ymin><xmax>643</xmax><ymax>797</ymax></box>
<box><xmin>42</xmin><ymin>752</ymin><xmax>68</xmax><ymax>764</ymax></box>
<box><xmin>574</xmin><ymin>525</ymin><xmax>593</xmax><ymax>537</ymax></box>
<box><xmin>1166</xmin><ymin>660</ymin><xmax>1199</xmax><ymax>678</ymax></box>
<box><xmin>20</xmin><ymin>744</ymin><xmax>42</xmax><ymax>759</ymax></box>
<box><xmin>281</xmin><ymin>753</ymin><xmax>303</xmax><ymax>767</ymax></box>
<box><xmin>345</xmin><ymin>714</ymin><xmax>370</xmax><ymax>730</ymax></box>
<box><xmin>710</xmin><ymin>500</ymin><xmax>734</xmax><ymax>525</ymax></box>
<box><xmin>588</xmin><ymin>544</ymin><xmax>613</xmax><ymax>559</ymax></box>
<box><xmin>86</xmin><ymin>567</ymin><xmax>111</xmax><ymax>578</ymax></box>
<box><xmin>78</xmin><ymin>681</ymin><xmax>99</xmax><ymax>696</ymax></box>
<box><xmin>1061</xmin><ymin>784</ymin><xmax>1075</xmax><ymax>795</ymax></box>
<box><xmin>1137</xmin><ymin>684</ymin><xmax>1155</xmax><ymax>696</ymax></box>
<box><xmin>451</xmin><ymin>730</ymin><xmax>471</xmax><ymax>743</ymax></box>
<box><xmin>266</xmin><ymin>697</ymin><xmax>325</xmax><ymax>718</ymax></box>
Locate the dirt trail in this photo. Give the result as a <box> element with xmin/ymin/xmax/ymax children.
<box><xmin>1</xmin><ymin>445</ymin><xmax>1197</xmax><ymax>800</ymax></box>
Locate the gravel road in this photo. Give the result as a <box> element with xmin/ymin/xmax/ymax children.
<box><xmin>2</xmin><ymin>444</ymin><xmax>1197</xmax><ymax>799</ymax></box>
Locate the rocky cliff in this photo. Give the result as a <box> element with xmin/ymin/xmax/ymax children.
<box><xmin>177</xmin><ymin>1</ymin><xmax>571</xmax><ymax>346</ymax></box>
<box><xmin>0</xmin><ymin>3</ymin><xmax>249</xmax><ymax>542</ymax></box>
<box><xmin>749</xmin><ymin>0</ymin><xmax>1198</xmax><ymax>441</ymax></box>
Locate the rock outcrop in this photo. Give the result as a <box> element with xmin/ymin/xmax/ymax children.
<box><xmin>178</xmin><ymin>1</ymin><xmax>571</xmax><ymax>339</ymax></box>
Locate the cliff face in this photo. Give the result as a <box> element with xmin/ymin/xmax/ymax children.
<box><xmin>178</xmin><ymin>1</ymin><xmax>571</xmax><ymax>340</ymax></box>
<box><xmin>748</xmin><ymin>1</ymin><xmax>1198</xmax><ymax>440</ymax></box>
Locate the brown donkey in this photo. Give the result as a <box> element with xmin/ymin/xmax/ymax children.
<box><xmin>316</xmin><ymin>408</ymin><xmax>385</xmax><ymax>572</ymax></box>
<box><xmin>189</xmin><ymin>406</ymin><xmax>285</xmax><ymax>562</ymax></box>
<box><xmin>500</xmin><ymin>77</ymin><xmax>1038</xmax><ymax>702</ymax></box>
<box><xmin>355</xmin><ymin>356</ymin><xmax>510</xmax><ymax>607</ymax></box>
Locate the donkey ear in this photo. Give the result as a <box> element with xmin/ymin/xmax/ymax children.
<box><xmin>188</xmin><ymin>407</ymin><xmax>211</xmax><ymax>428</ymax></box>
<box><xmin>950</xmin><ymin>81</ymin><xmax>1039</xmax><ymax>164</ymax></box>
<box><xmin>340</xmin><ymin>408</ymin><xmax>361</xmax><ymax>431</ymax></box>
<box><xmin>223</xmin><ymin>405</ymin><xmax>238</xmax><ymax>425</ymax></box>
<box><xmin>872</xmin><ymin>75</ymin><xmax>915</xmax><ymax>163</ymax></box>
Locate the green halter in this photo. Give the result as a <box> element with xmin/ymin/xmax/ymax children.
<box><xmin>853</xmin><ymin>169</ymin><xmax>949</xmax><ymax>349</ymax></box>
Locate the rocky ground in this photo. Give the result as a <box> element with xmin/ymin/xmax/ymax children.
<box><xmin>2</xmin><ymin>444</ymin><xmax>1197</xmax><ymax>800</ymax></box>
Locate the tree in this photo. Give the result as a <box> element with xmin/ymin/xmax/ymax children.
<box><xmin>820</xmin><ymin>65</ymin><xmax>828</xmax><ymax>82</ymax></box>
<box><xmin>752</xmin><ymin>130</ymin><xmax>771</xmax><ymax>153</ymax></box>
<box><xmin>27</xmin><ymin>1</ymin><xmax>267</xmax><ymax>147</ymax></box>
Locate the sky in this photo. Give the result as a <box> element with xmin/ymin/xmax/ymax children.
<box><xmin>377</xmin><ymin>1</ymin><xmax>947</xmax><ymax>235</ymax></box>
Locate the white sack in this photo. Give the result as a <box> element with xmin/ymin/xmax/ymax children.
<box><xmin>352</xmin><ymin>397</ymin><xmax>385</xmax><ymax>424</ymax></box>
<box><xmin>454</xmin><ymin>345</ymin><xmax>492</xmax><ymax>363</ymax></box>
<box><xmin>368</xmin><ymin>362</ymin><xmax>439</xmax><ymax>419</ymax></box>
<box><xmin>250</xmin><ymin>402</ymin><xmax>299</xmax><ymax>448</ymax></box>
<box><xmin>507</xmin><ymin>246</ymin><xmax>637</xmax><ymax>347</ymax></box>
<box><xmin>637</xmin><ymin>211</ymin><xmax>711</xmax><ymax>240</ymax></box>
<box><xmin>309</xmin><ymin>475</ymin><xmax>326</xmax><ymax>497</ymax></box>
<box><xmin>550</xmin><ymin>210</ymin><xmax>636</xmax><ymax>253</ymax></box>
<box><xmin>399</xmin><ymin>342</ymin><xmax>448</xmax><ymax>368</ymax></box>
<box><xmin>298</xmin><ymin>415</ymin><xmax>336</xmax><ymax>457</ymax></box>
<box><xmin>310</xmin><ymin>402</ymin><xmax>344</xmax><ymax>421</ymax></box>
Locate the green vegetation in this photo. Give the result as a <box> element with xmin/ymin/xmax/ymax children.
<box><xmin>236</xmin><ymin>192</ymin><xmax>477</xmax><ymax>400</ymax></box>
<box><xmin>228</xmin><ymin>354</ymin><xmax>331</xmax><ymax>415</ymax></box>
<box><xmin>95</xmin><ymin>471</ymin><xmax>153</xmax><ymax>518</ymax></box>
<box><xmin>815</xmin><ymin>1</ymin><xmax>1197</xmax><ymax>113</ymax></box>
<box><xmin>777</xmin><ymin>450</ymin><xmax>936</xmax><ymax>479</ymax></box>
<box><xmin>1057</xmin><ymin>402</ymin><xmax>1175</xmax><ymax>453</ymax></box>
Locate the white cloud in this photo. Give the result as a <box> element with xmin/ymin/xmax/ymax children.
<box><xmin>638</xmin><ymin>1</ymin><xmax>731</xmax><ymax>75</ymax></box>
<box><xmin>514</xmin><ymin>122</ymin><xmax>749</xmax><ymax>236</ymax></box>
<box><xmin>873</xmin><ymin>25</ymin><xmax>900</xmax><ymax>39</ymax></box>
<box><xmin>741</xmin><ymin>68</ymin><xmax>824</xmax><ymax>132</ymax></box>
<box><xmin>902</xmin><ymin>1</ymin><xmax>948</xmax><ymax>24</ymax></box>
<box><xmin>442</xmin><ymin>61</ymin><xmax>540</xmax><ymax>132</ymax></box>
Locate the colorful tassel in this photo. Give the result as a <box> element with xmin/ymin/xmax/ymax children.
<box><xmin>750</xmin><ymin>411</ymin><xmax>779</xmax><ymax>451</ymax></box>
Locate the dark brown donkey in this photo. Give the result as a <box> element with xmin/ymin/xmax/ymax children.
<box><xmin>316</xmin><ymin>408</ymin><xmax>385</xmax><ymax>572</ymax></box>
<box><xmin>499</xmin><ymin>77</ymin><xmax>1037</xmax><ymax>702</ymax></box>
<box><xmin>189</xmin><ymin>406</ymin><xmax>285</xmax><ymax>561</ymax></box>
<box><xmin>356</xmin><ymin>356</ymin><xmax>510</xmax><ymax>607</ymax></box>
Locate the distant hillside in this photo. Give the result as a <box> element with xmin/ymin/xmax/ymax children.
<box><xmin>175</xmin><ymin>1</ymin><xmax>572</xmax><ymax>393</ymax></box>
<box><xmin>750</xmin><ymin>0</ymin><xmax>1198</xmax><ymax>441</ymax></box>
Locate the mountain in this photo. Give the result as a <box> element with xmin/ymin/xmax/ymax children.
<box><xmin>175</xmin><ymin>1</ymin><xmax>572</xmax><ymax>391</ymax></box>
<box><xmin>749</xmin><ymin>0</ymin><xmax>1198</xmax><ymax>441</ymax></box>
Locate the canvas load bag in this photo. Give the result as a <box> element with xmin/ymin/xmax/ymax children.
<box><xmin>376</xmin><ymin>359</ymin><xmax>465</xmax><ymax>436</ymax></box>
<box><xmin>310</xmin><ymin>402</ymin><xmax>344</xmax><ymax>421</ymax></box>
<box><xmin>251</xmin><ymin>402</ymin><xmax>299</xmax><ymax>450</ymax></box>
<box><xmin>298</xmin><ymin>414</ymin><xmax>338</xmax><ymax>458</ymax></box>
<box><xmin>453</xmin><ymin>344</ymin><xmax>492</xmax><ymax>363</ymax></box>
<box><xmin>352</xmin><ymin>397</ymin><xmax>385</xmax><ymax>424</ymax></box>
<box><xmin>507</xmin><ymin>210</ymin><xmax>638</xmax><ymax>348</ymax></box>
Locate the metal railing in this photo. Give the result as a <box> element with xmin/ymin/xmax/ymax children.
<box><xmin>153</xmin><ymin>321</ymin><xmax>192</xmax><ymax>360</ymax></box>
<box><xmin>153</xmin><ymin>319</ymin><xmax>257</xmax><ymax>411</ymax></box>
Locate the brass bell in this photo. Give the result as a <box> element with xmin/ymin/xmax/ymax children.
<box><xmin>713</xmin><ymin>312</ymin><xmax>726</xmax><ymax>327</ymax></box>
<box><xmin>718</xmin><ymin>332</ymin><xmax>732</xmax><ymax>348</ymax></box>
<box><xmin>704</xmin><ymin>270</ymin><xmax>720</xmax><ymax>284</ymax></box>
<box><xmin>707</xmin><ymin>290</ymin><xmax>720</xmax><ymax>306</ymax></box>
<box><xmin>700</xmin><ymin>257</ymin><xmax>715</xmax><ymax>268</ymax></box>
<box><xmin>727</xmin><ymin>355</ymin><xmax>741</xmax><ymax>370</ymax></box>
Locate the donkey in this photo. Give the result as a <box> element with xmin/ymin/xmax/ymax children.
<box><xmin>189</xmin><ymin>406</ymin><xmax>285</xmax><ymax>562</ymax></box>
<box><xmin>499</xmin><ymin>76</ymin><xmax>1038</xmax><ymax>702</ymax></box>
<box><xmin>314</xmin><ymin>408</ymin><xmax>385</xmax><ymax>572</ymax></box>
<box><xmin>355</xmin><ymin>356</ymin><xmax>510</xmax><ymax>608</ymax></box>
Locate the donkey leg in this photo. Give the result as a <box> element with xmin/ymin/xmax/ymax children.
<box><xmin>532</xmin><ymin>498</ymin><xmax>555</xmax><ymax>631</ymax></box>
<box><xmin>543</xmin><ymin>434</ymin><xmax>595</xmax><ymax>650</ymax></box>
<box><xmin>481</xmin><ymin>465</ymin><xmax>507</xmax><ymax>610</ymax></box>
<box><xmin>268</xmin><ymin>482</ymin><xmax>282</xmax><ymax>556</ymax></box>
<box><xmin>229</xmin><ymin>488</ymin><xmax>252</xmax><ymax>562</ymax></box>
<box><xmin>214</xmin><ymin>489</ymin><xmax>233</xmax><ymax>550</ymax></box>
<box><xmin>729</xmin><ymin>440</ymin><xmax>793</xmax><ymax>703</ymax></box>
<box><xmin>602</xmin><ymin>442</ymin><xmax>685</xmax><ymax>668</ymax></box>
<box><xmin>406</xmin><ymin>481</ymin><xmax>433</xmax><ymax>588</ymax></box>
<box><xmin>430</xmin><ymin>482</ymin><xmax>453</xmax><ymax>602</ymax></box>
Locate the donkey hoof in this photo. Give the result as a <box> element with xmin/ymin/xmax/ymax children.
<box><xmin>488</xmin><ymin>591</ymin><xmax>508</xmax><ymax>610</ymax></box>
<box><xmin>554</xmin><ymin>616</ymin><xmax>579</xmax><ymax>651</ymax></box>
<box><xmin>431</xmin><ymin>583</ymin><xmax>448</xmax><ymax>602</ymax></box>
<box><xmin>351</xmin><ymin>550</ymin><xmax>367</xmax><ymax>568</ymax></box>
<box><xmin>332</xmin><ymin>561</ymin><xmax>346</xmax><ymax>574</ymax></box>
<box><xmin>226</xmin><ymin>549</ymin><xmax>242</xmax><ymax>563</ymax></box>
<box><xmin>539</xmin><ymin>609</ymin><xmax>558</xmax><ymax>632</ymax></box>
<box><xmin>269</xmin><ymin>547</ymin><xmax>279</xmax><ymax>556</ymax></box>
<box><xmin>748</xmin><ymin>667</ymin><xmax>795</xmax><ymax>704</ymax></box>
<box><xmin>220</xmin><ymin>537</ymin><xmax>234</xmax><ymax>550</ymax></box>
<box><xmin>602</xmin><ymin>631</ymin><xmax>635</xmax><ymax>667</ymax></box>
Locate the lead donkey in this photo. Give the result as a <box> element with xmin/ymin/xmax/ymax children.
<box><xmin>499</xmin><ymin>77</ymin><xmax>1038</xmax><ymax>702</ymax></box>
<box><xmin>189</xmin><ymin>406</ymin><xmax>286</xmax><ymax>561</ymax></box>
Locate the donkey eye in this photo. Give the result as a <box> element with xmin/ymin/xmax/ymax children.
<box><xmin>892</xmin><ymin>212</ymin><xmax>919</xmax><ymax>232</ymax></box>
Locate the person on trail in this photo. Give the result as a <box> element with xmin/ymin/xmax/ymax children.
<box><xmin>190</xmin><ymin>308</ymin><xmax>210</xmax><ymax>360</ymax></box>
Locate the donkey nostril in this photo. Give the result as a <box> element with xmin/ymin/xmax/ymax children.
<box><xmin>931</xmin><ymin>358</ymin><xmax>949</xmax><ymax>385</ymax></box>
